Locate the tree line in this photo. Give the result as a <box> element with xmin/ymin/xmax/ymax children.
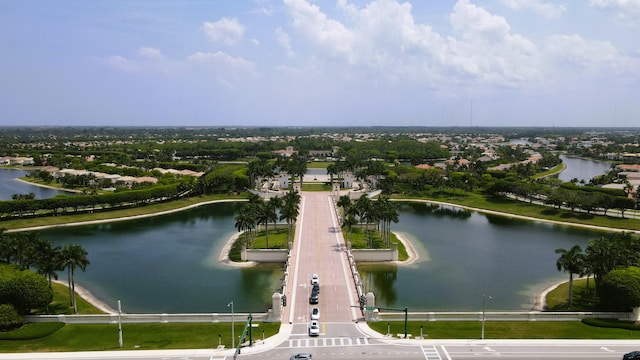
<box><xmin>234</xmin><ymin>191</ymin><xmax>302</xmax><ymax>248</ymax></box>
<box><xmin>338</xmin><ymin>195</ymin><xmax>399</xmax><ymax>249</ymax></box>
<box><xmin>555</xmin><ymin>232</ymin><xmax>640</xmax><ymax>311</ymax></box>
<box><xmin>0</xmin><ymin>229</ymin><xmax>89</xmax><ymax>329</ymax></box>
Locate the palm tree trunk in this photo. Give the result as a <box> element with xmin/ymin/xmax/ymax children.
<box><xmin>68</xmin><ymin>268</ymin><xmax>73</xmax><ymax>307</ymax></box>
<box><xmin>568</xmin><ymin>272</ymin><xmax>574</xmax><ymax>310</ymax></box>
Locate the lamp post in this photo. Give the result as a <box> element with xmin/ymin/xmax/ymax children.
<box><xmin>117</xmin><ymin>300</ymin><xmax>123</xmax><ymax>348</ymax></box>
<box><xmin>228</xmin><ymin>301</ymin><xmax>234</xmax><ymax>348</ymax></box>
<box><xmin>481</xmin><ymin>294</ymin><xmax>492</xmax><ymax>340</ymax></box>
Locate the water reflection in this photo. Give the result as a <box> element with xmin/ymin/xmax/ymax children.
<box><xmin>35</xmin><ymin>200</ymin><xmax>611</xmax><ymax>312</ymax></box>
<box><xmin>356</xmin><ymin>202</ymin><xmax>607</xmax><ymax>311</ymax></box>
<box><xmin>41</xmin><ymin>202</ymin><xmax>283</xmax><ymax>313</ymax></box>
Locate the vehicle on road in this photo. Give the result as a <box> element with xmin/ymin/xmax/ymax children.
<box><xmin>311</xmin><ymin>307</ymin><xmax>320</xmax><ymax>320</ymax></box>
<box><xmin>624</xmin><ymin>351</ymin><xmax>640</xmax><ymax>360</ymax></box>
<box><xmin>311</xmin><ymin>273</ymin><xmax>319</xmax><ymax>285</ymax></box>
<box><xmin>290</xmin><ymin>353</ymin><xmax>312</xmax><ymax>360</ymax></box>
<box><xmin>308</xmin><ymin>320</ymin><xmax>320</xmax><ymax>336</ymax></box>
<box><xmin>309</xmin><ymin>291</ymin><xmax>319</xmax><ymax>304</ymax></box>
<box><xmin>312</xmin><ymin>283</ymin><xmax>320</xmax><ymax>293</ymax></box>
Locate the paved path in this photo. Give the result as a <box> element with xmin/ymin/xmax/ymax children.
<box><xmin>282</xmin><ymin>192</ymin><xmax>362</xmax><ymax>336</ymax></box>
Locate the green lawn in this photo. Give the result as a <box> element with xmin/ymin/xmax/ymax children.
<box><xmin>345</xmin><ymin>227</ymin><xmax>408</xmax><ymax>261</ymax></box>
<box><xmin>367</xmin><ymin>320</ymin><xmax>640</xmax><ymax>339</ymax></box>
<box><xmin>33</xmin><ymin>282</ymin><xmax>105</xmax><ymax>315</ymax></box>
<box><xmin>0</xmin><ymin>322</ymin><xmax>281</xmax><ymax>352</ymax></box>
<box><xmin>394</xmin><ymin>192</ymin><xmax>640</xmax><ymax>232</ymax></box>
<box><xmin>0</xmin><ymin>194</ymin><xmax>245</xmax><ymax>230</ymax></box>
<box><xmin>545</xmin><ymin>279</ymin><xmax>599</xmax><ymax>311</ymax></box>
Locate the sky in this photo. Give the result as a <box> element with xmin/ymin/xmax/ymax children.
<box><xmin>1</xmin><ymin>0</ymin><xmax>639</xmax><ymax>128</ymax></box>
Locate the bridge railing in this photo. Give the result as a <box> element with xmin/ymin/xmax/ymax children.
<box><xmin>24</xmin><ymin>312</ymin><xmax>272</xmax><ymax>324</ymax></box>
<box><xmin>372</xmin><ymin>311</ymin><xmax>634</xmax><ymax>322</ymax></box>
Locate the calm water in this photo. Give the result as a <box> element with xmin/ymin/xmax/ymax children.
<box><xmin>2</xmin><ymin>162</ymin><xmax>613</xmax><ymax>312</ymax></box>
<box><xmin>0</xmin><ymin>169</ymin><xmax>71</xmax><ymax>200</ymax></box>
<box><xmin>41</xmin><ymin>203</ymin><xmax>285</xmax><ymax>314</ymax></box>
<box><xmin>558</xmin><ymin>155</ymin><xmax>611</xmax><ymax>183</ymax></box>
<box><xmin>39</xmin><ymin>201</ymin><xmax>608</xmax><ymax>313</ymax></box>
<box><xmin>360</xmin><ymin>203</ymin><xmax>606</xmax><ymax>311</ymax></box>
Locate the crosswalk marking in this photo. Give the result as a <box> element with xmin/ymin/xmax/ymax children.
<box><xmin>287</xmin><ymin>337</ymin><xmax>370</xmax><ymax>348</ymax></box>
<box><xmin>422</xmin><ymin>345</ymin><xmax>442</xmax><ymax>360</ymax></box>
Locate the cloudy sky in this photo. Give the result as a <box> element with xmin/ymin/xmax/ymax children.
<box><xmin>1</xmin><ymin>0</ymin><xmax>639</xmax><ymax>127</ymax></box>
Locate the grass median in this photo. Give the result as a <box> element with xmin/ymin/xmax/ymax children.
<box><xmin>367</xmin><ymin>320</ymin><xmax>640</xmax><ymax>339</ymax></box>
<box><xmin>0</xmin><ymin>322</ymin><xmax>281</xmax><ymax>352</ymax></box>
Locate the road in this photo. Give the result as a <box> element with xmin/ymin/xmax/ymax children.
<box><xmin>2</xmin><ymin>191</ymin><xmax>639</xmax><ymax>360</ymax></box>
<box><xmin>283</xmin><ymin>191</ymin><xmax>363</xmax><ymax>337</ymax></box>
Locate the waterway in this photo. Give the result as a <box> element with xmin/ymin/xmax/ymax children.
<box><xmin>359</xmin><ymin>203</ymin><xmax>606</xmax><ymax>311</ymax></box>
<box><xmin>0</xmin><ymin>162</ymin><xmax>615</xmax><ymax>313</ymax></box>
<box><xmin>40</xmin><ymin>203</ymin><xmax>284</xmax><ymax>314</ymax></box>
<box><xmin>0</xmin><ymin>169</ymin><xmax>70</xmax><ymax>200</ymax></box>
<box><xmin>37</xmin><ymin>201</ymin><xmax>609</xmax><ymax>313</ymax></box>
<box><xmin>557</xmin><ymin>155</ymin><xmax>611</xmax><ymax>183</ymax></box>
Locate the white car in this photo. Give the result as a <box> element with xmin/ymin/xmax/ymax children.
<box><xmin>310</xmin><ymin>273</ymin><xmax>319</xmax><ymax>285</ymax></box>
<box><xmin>311</xmin><ymin>307</ymin><xmax>320</xmax><ymax>320</ymax></box>
<box><xmin>308</xmin><ymin>320</ymin><xmax>320</xmax><ymax>336</ymax></box>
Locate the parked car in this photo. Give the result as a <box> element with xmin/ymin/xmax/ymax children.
<box><xmin>290</xmin><ymin>353</ymin><xmax>312</xmax><ymax>360</ymax></box>
<box><xmin>311</xmin><ymin>273</ymin><xmax>319</xmax><ymax>285</ymax></box>
<box><xmin>308</xmin><ymin>320</ymin><xmax>320</xmax><ymax>336</ymax></box>
<box><xmin>311</xmin><ymin>307</ymin><xmax>320</xmax><ymax>320</ymax></box>
<box><xmin>312</xmin><ymin>283</ymin><xmax>320</xmax><ymax>293</ymax></box>
<box><xmin>624</xmin><ymin>351</ymin><xmax>640</xmax><ymax>360</ymax></box>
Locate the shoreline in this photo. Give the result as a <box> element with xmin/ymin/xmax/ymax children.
<box><xmin>15</xmin><ymin>177</ymin><xmax>82</xmax><ymax>194</ymax></box>
<box><xmin>9</xmin><ymin>194</ymin><xmax>624</xmax><ymax>314</ymax></box>
<box><xmin>53</xmin><ymin>279</ymin><xmax>117</xmax><ymax>315</ymax></box>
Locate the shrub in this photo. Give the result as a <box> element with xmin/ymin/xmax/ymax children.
<box><xmin>0</xmin><ymin>304</ymin><xmax>23</xmax><ymax>331</ymax></box>
<box><xmin>582</xmin><ymin>318</ymin><xmax>640</xmax><ymax>331</ymax></box>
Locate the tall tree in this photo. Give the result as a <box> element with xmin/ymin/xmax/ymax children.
<box><xmin>280</xmin><ymin>190</ymin><xmax>301</xmax><ymax>243</ymax></box>
<box><xmin>555</xmin><ymin>245</ymin><xmax>584</xmax><ymax>309</ymax></box>
<box><xmin>60</xmin><ymin>244</ymin><xmax>90</xmax><ymax>313</ymax></box>
<box><xmin>234</xmin><ymin>209</ymin><xmax>255</xmax><ymax>247</ymax></box>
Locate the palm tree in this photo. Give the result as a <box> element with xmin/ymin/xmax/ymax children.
<box><xmin>555</xmin><ymin>245</ymin><xmax>584</xmax><ymax>309</ymax></box>
<box><xmin>61</xmin><ymin>244</ymin><xmax>90</xmax><ymax>313</ymax></box>
<box><xmin>257</xmin><ymin>197</ymin><xmax>279</xmax><ymax>249</ymax></box>
<box><xmin>33</xmin><ymin>238</ymin><xmax>62</xmax><ymax>289</ymax></box>
<box><xmin>341</xmin><ymin>213</ymin><xmax>358</xmax><ymax>245</ymax></box>
<box><xmin>280</xmin><ymin>190</ymin><xmax>301</xmax><ymax>243</ymax></box>
<box><xmin>374</xmin><ymin>196</ymin><xmax>399</xmax><ymax>247</ymax></box>
<box><xmin>234</xmin><ymin>209</ymin><xmax>255</xmax><ymax>247</ymax></box>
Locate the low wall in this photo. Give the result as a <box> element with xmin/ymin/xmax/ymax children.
<box><xmin>352</xmin><ymin>243</ymin><xmax>398</xmax><ymax>262</ymax></box>
<box><xmin>241</xmin><ymin>249</ymin><xmax>289</xmax><ymax>262</ymax></box>
<box><xmin>24</xmin><ymin>312</ymin><xmax>274</xmax><ymax>324</ymax></box>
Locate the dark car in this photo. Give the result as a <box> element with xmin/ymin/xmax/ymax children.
<box><xmin>309</xmin><ymin>292</ymin><xmax>319</xmax><ymax>304</ymax></box>
<box><xmin>312</xmin><ymin>283</ymin><xmax>320</xmax><ymax>293</ymax></box>
<box><xmin>624</xmin><ymin>351</ymin><xmax>640</xmax><ymax>360</ymax></box>
<box><xmin>290</xmin><ymin>353</ymin><xmax>312</xmax><ymax>360</ymax></box>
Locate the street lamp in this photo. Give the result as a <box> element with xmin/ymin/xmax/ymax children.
<box><xmin>228</xmin><ymin>301</ymin><xmax>234</xmax><ymax>348</ymax></box>
<box><xmin>481</xmin><ymin>294</ymin><xmax>492</xmax><ymax>340</ymax></box>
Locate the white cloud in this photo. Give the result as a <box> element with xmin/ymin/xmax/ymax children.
<box><xmin>102</xmin><ymin>55</ymin><xmax>139</xmax><ymax>73</ymax></box>
<box><xmin>201</xmin><ymin>18</ymin><xmax>245</xmax><ymax>45</ymax></box>
<box><xmin>186</xmin><ymin>51</ymin><xmax>256</xmax><ymax>71</ymax></box>
<box><xmin>275</xmin><ymin>27</ymin><xmax>294</xmax><ymax>58</ymax></box>
<box><xmin>251</xmin><ymin>38</ymin><xmax>260</xmax><ymax>46</ymax></box>
<box><xmin>545</xmin><ymin>34</ymin><xmax>636</xmax><ymax>73</ymax></box>
<box><xmin>283</xmin><ymin>0</ymin><xmax>357</xmax><ymax>62</ymax></box>
<box><xmin>501</xmin><ymin>0</ymin><xmax>566</xmax><ymax>18</ymax></box>
<box><xmin>590</xmin><ymin>0</ymin><xmax>640</xmax><ymax>24</ymax></box>
<box><xmin>137</xmin><ymin>47</ymin><xmax>164</xmax><ymax>60</ymax></box>
<box><xmin>448</xmin><ymin>0</ymin><xmax>539</xmax><ymax>86</ymax></box>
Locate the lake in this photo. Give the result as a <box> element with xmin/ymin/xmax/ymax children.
<box><xmin>39</xmin><ymin>201</ymin><xmax>607</xmax><ymax>313</ymax></box>
<box><xmin>0</xmin><ymin>169</ymin><xmax>71</xmax><ymax>200</ymax></box>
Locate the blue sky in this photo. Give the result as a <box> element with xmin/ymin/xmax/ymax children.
<box><xmin>1</xmin><ymin>0</ymin><xmax>639</xmax><ymax>127</ymax></box>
